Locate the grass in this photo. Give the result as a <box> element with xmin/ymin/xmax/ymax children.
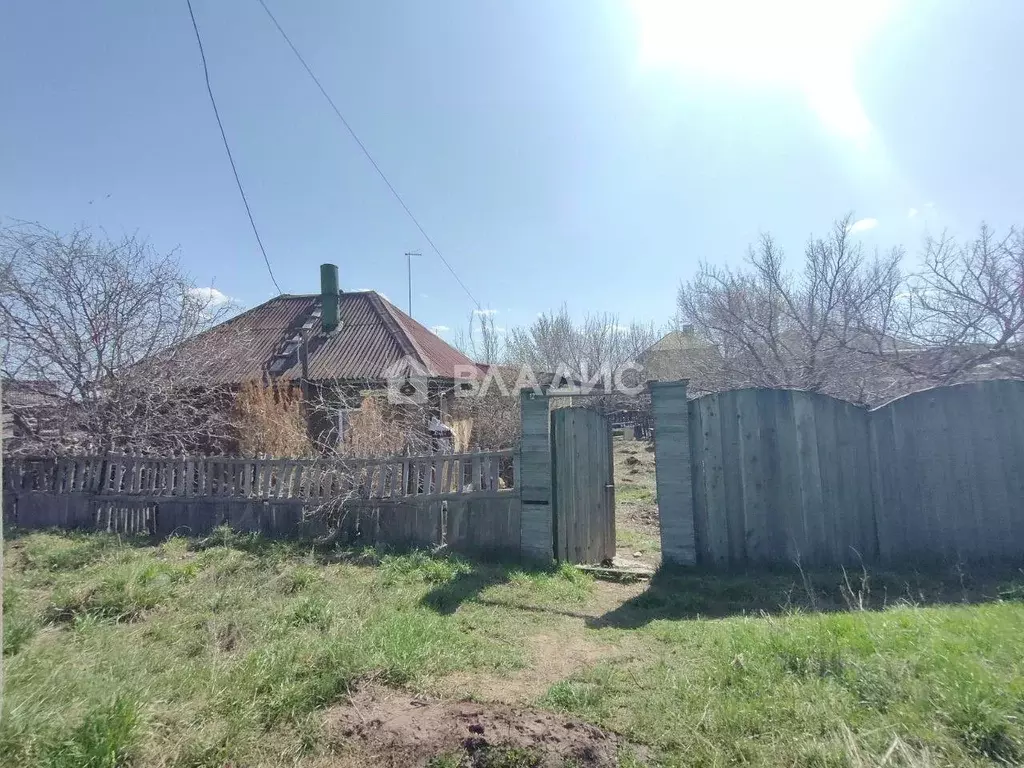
<box><xmin>4</xmin><ymin>528</ymin><xmax>1024</xmax><ymax>766</ymax></box>
<box><xmin>0</xmin><ymin>529</ymin><xmax>589</xmax><ymax>766</ymax></box>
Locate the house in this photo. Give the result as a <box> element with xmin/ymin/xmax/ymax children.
<box><xmin>639</xmin><ymin>326</ymin><xmax>721</xmax><ymax>383</ymax></box>
<box><xmin>1</xmin><ymin>379</ymin><xmax>67</xmax><ymax>454</ymax></box>
<box><xmin>180</xmin><ymin>264</ymin><xmax>477</xmax><ymax>450</ymax></box>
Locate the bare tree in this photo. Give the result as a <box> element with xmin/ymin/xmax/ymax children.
<box><xmin>453</xmin><ymin>310</ymin><xmax>503</xmax><ymax>365</ymax></box>
<box><xmin>0</xmin><ymin>222</ymin><xmax>237</xmax><ymax>454</ymax></box>
<box><xmin>678</xmin><ymin>216</ymin><xmax>1024</xmax><ymax>404</ymax></box>
<box><xmin>677</xmin><ymin>214</ymin><xmax>906</xmax><ymax>403</ymax></box>
<box><xmin>505</xmin><ymin>305</ymin><xmax>658</xmax><ymax>380</ymax></box>
<box><xmin>882</xmin><ymin>225</ymin><xmax>1024</xmax><ymax>382</ymax></box>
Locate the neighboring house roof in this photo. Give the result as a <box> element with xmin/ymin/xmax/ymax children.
<box><xmin>187</xmin><ymin>291</ymin><xmax>476</xmax><ymax>385</ymax></box>
<box><xmin>643</xmin><ymin>328</ymin><xmax>712</xmax><ymax>353</ymax></box>
<box><xmin>640</xmin><ymin>328</ymin><xmax>721</xmax><ymax>382</ymax></box>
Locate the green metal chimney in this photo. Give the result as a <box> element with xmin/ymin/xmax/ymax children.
<box><xmin>320</xmin><ymin>263</ymin><xmax>339</xmax><ymax>333</ymax></box>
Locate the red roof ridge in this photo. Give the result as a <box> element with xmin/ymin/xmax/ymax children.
<box><xmin>369</xmin><ymin>292</ymin><xmax>437</xmax><ymax>376</ymax></box>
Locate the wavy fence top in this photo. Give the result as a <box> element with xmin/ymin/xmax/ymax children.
<box><xmin>684</xmin><ymin>379</ymin><xmax>1024</xmax><ymax>566</ymax></box>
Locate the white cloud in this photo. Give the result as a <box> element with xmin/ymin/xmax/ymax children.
<box><xmin>494</xmin><ymin>326</ymin><xmax>507</xmax><ymax>335</ymax></box>
<box><xmin>908</xmin><ymin>208</ymin><xmax>918</xmax><ymax>218</ymax></box>
<box><xmin>430</xmin><ymin>325</ymin><xmax>450</xmax><ymax>335</ymax></box>
<box><xmin>473</xmin><ymin>308</ymin><xmax>498</xmax><ymax>317</ymax></box>
<box><xmin>846</xmin><ymin>217</ymin><xmax>879</xmax><ymax>234</ymax></box>
<box><xmin>188</xmin><ymin>286</ymin><xmax>232</xmax><ymax>306</ymax></box>
<box><xmin>419</xmin><ymin>292</ymin><xmax>429</xmax><ymax>299</ymax></box>
<box><xmin>606</xmin><ymin>324</ymin><xmax>630</xmax><ymax>334</ymax></box>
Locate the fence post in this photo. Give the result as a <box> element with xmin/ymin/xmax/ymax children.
<box><xmin>650</xmin><ymin>380</ymin><xmax>696</xmax><ymax>565</ymax></box>
<box><xmin>519</xmin><ymin>387</ymin><xmax>553</xmax><ymax>561</ymax></box>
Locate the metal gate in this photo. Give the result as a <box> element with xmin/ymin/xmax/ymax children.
<box><xmin>550</xmin><ymin>407</ymin><xmax>615</xmax><ymax>564</ymax></box>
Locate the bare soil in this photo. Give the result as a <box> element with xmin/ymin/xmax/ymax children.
<box><xmin>436</xmin><ymin>631</ymin><xmax>618</xmax><ymax>704</ymax></box>
<box><xmin>613</xmin><ymin>438</ymin><xmax>661</xmax><ymax>567</ymax></box>
<box><xmin>323</xmin><ymin>685</ymin><xmax>633</xmax><ymax>767</ymax></box>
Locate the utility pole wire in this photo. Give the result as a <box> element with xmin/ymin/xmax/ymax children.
<box><xmin>186</xmin><ymin>0</ymin><xmax>283</xmax><ymax>295</ymax></box>
<box><xmin>255</xmin><ymin>0</ymin><xmax>482</xmax><ymax>310</ymax></box>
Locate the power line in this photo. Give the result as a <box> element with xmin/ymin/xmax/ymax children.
<box><xmin>255</xmin><ymin>0</ymin><xmax>481</xmax><ymax>310</ymax></box>
<box><xmin>186</xmin><ymin>0</ymin><xmax>283</xmax><ymax>295</ymax></box>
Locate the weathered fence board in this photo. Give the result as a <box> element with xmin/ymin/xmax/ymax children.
<box><xmin>551</xmin><ymin>407</ymin><xmax>615</xmax><ymax>564</ymax></box>
<box><xmin>670</xmin><ymin>380</ymin><xmax>1024</xmax><ymax>567</ymax></box>
<box><xmin>869</xmin><ymin>380</ymin><xmax>1024</xmax><ymax>561</ymax></box>
<box><xmin>3</xmin><ymin>447</ymin><xmax>522</xmax><ymax>556</ymax></box>
<box><xmin>687</xmin><ymin>388</ymin><xmax>878</xmax><ymax>566</ymax></box>
<box><xmin>4</xmin><ymin>449</ymin><xmax>517</xmax><ymax>502</ymax></box>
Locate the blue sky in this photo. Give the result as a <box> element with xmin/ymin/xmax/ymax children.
<box><xmin>3</xmin><ymin>1</ymin><xmax>1023</xmax><ymax>340</ymax></box>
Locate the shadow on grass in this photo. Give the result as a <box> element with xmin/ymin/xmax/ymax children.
<box><xmin>589</xmin><ymin>560</ymin><xmax>1024</xmax><ymax>629</ymax></box>
<box><xmin>419</xmin><ymin>564</ymin><xmax>514</xmax><ymax>615</ymax></box>
<box><xmin>418</xmin><ymin>556</ymin><xmax>586</xmax><ymax>616</ymax></box>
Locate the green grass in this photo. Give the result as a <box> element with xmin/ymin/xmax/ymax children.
<box><xmin>4</xmin><ymin>529</ymin><xmax>1024</xmax><ymax>767</ymax></box>
<box><xmin>615</xmin><ymin>485</ymin><xmax>655</xmax><ymax>505</ymax></box>
<box><xmin>0</xmin><ymin>529</ymin><xmax>591</xmax><ymax>767</ymax></box>
<box><xmin>617</xmin><ymin>529</ymin><xmax>661</xmax><ymax>555</ymax></box>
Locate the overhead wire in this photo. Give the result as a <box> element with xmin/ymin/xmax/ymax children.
<box><xmin>186</xmin><ymin>0</ymin><xmax>283</xmax><ymax>295</ymax></box>
<box><xmin>255</xmin><ymin>0</ymin><xmax>482</xmax><ymax>310</ymax></box>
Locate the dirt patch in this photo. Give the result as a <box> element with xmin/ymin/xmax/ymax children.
<box><xmin>437</xmin><ymin>632</ymin><xmax>616</xmax><ymax>704</ymax></box>
<box><xmin>325</xmin><ymin>686</ymin><xmax>632</xmax><ymax>767</ymax></box>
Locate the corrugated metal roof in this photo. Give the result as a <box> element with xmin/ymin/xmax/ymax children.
<box><xmin>189</xmin><ymin>291</ymin><xmax>476</xmax><ymax>385</ymax></box>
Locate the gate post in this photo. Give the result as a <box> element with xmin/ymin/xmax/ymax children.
<box><xmin>650</xmin><ymin>380</ymin><xmax>696</xmax><ymax>565</ymax></box>
<box><xmin>519</xmin><ymin>388</ymin><xmax>553</xmax><ymax>562</ymax></box>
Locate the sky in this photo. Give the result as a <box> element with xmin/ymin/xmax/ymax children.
<box><xmin>3</xmin><ymin>0</ymin><xmax>1023</xmax><ymax>342</ymax></box>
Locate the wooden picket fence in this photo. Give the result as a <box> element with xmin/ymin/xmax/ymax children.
<box><xmin>4</xmin><ymin>449</ymin><xmax>518</xmax><ymax>503</ymax></box>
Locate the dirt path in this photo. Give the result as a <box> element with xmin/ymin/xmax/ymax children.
<box><xmin>428</xmin><ymin>580</ymin><xmax>645</xmax><ymax>705</ymax></box>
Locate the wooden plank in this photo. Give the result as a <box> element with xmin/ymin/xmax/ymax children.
<box><xmin>714</xmin><ymin>393</ymin><xmax>742</xmax><ymax>563</ymax></box>
<box><xmin>605</xmin><ymin>409</ymin><xmax>616</xmax><ymax>562</ymax></box>
<box><xmin>574</xmin><ymin>410</ymin><xmax>588</xmax><ymax>562</ymax></box>
<box><xmin>1000</xmin><ymin>381</ymin><xmax>1024</xmax><ymax>553</ymax></box>
<box><xmin>114</xmin><ymin>459</ymin><xmax>128</xmax><ymax>496</ymax></box>
<box><xmin>772</xmin><ymin>390</ymin><xmax>805</xmax><ymax>563</ymax></box>
<box><xmin>957</xmin><ymin>384</ymin><xmax>995</xmax><ymax>559</ymax></box>
<box><xmin>488</xmin><ymin>455</ymin><xmax>499</xmax><ymax>492</ymax></box>
<box><xmin>734</xmin><ymin>390</ymin><xmax>764</xmax><ymax>561</ymax></box>
<box><xmin>469</xmin><ymin>454</ymin><xmax>480</xmax><ymax>493</ymax></box>
<box><xmin>757</xmin><ymin>390</ymin><xmax>785</xmax><ymax>561</ymax></box>
<box><xmin>792</xmin><ymin>392</ymin><xmax>824</xmax><ymax>564</ymax></box>
<box><xmin>700</xmin><ymin>395</ymin><xmax>728</xmax><ymax>565</ymax></box>
<box><xmin>813</xmin><ymin>394</ymin><xmax>841</xmax><ymax>565</ymax></box>
<box><xmin>437</xmin><ymin>457</ymin><xmax>449</xmax><ymax>496</ymax></box>
<box><xmin>688</xmin><ymin>398</ymin><xmax>707</xmax><ymax>563</ymax></box>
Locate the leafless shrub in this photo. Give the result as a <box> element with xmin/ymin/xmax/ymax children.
<box><xmin>0</xmin><ymin>221</ymin><xmax>239</xmax><ymax>454</ymax></box>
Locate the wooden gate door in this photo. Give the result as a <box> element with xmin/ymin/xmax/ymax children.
<box><xmin>551</xmin><ymin>407</ymin><xmax>615</xmax><ymax>564</ymax></box>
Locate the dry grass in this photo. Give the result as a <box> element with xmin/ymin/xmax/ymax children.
<box><xmin>233</xmin><ymin>381</ymin><xmax>314</xmax><ymax>457</ymax></box>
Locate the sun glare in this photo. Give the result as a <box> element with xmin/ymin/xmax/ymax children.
<box><xmin>632</xmin><ymin>0</ymin><xmax>894</xmax><ymax>144</ymax></box>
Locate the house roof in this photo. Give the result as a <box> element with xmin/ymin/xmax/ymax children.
<box><xmin>188</xmin><ymin>291</ymin><xmax>476</xmax><ymax>385</ymax></box>
<box><xmin>643</xmin><ymin>329</ymin><xmax>712</xmax><ymax>353</ymax></box>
